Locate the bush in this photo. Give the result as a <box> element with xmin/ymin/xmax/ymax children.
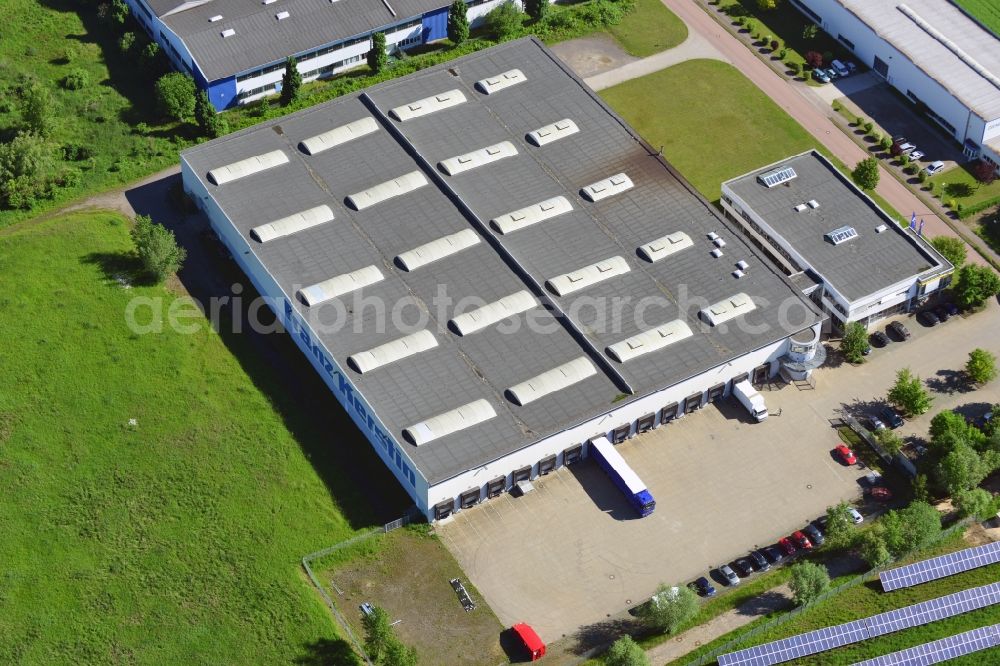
<box><xmin>61</xmin><ymin>69</ymin><xmax>90</xmax><ymax>90</ymax></box>
<box><xmin>142</xmin><ymin>41</ymin><xmax>160</xmax><ymax>62</ymax></box>
<box><xmin>930</xmin><ymin>236</ymin><xmax>967</xmax><ymax>267</ymax></box>
<box><xmin>61</xmin><ymin>143</ymin><xmax>93</xmax><ymax>161</ymax></box>
<box><xmin>21</xmin><ymin>83</ymin><xmax>55</xmax><ymax>137</ymax></box>
<box><xmin>880</xmin><ymin>136</ymin><xmax>892</xmax><ymax>150</ymax></box>
<box><xmin>154</xmin><ymin>73</ymin><xmax>197</xmax><ymax>122</ymax></box>
<box><xmin>447</xmin><ymin>0</ymin><xmax>470</xmax><ymax>44</ymax></box>
<box><xmin>804</xmin><ymin>50</ymin><xmax>823</xmax><ymax>68</ymax></box>
<box><xmin>971</xmin><ymin>159</ymin><xmax>997</xmax><ymax>185</ymax></box>
<box><xmin>918</xmin><ymin>169</ymin><xmax>928</xmax><ymax>184</ymax></box>
<box><xmin>852</xmin><ymin>157</ymin><xmax>879</xmax><ymax>190</ymax></box>
<box><xmin>0</xmin><ymin>131</ymin><xmax>54</xmax><ymax>209</ymax></box>
<box><xmin>863</xmin><ymin>121</ymin><xmax>873</xmax><ymax>133</ymax></box>
<box><xmin>195</xmin><ymin>90</ymin><xmax>227</xmax><ymax>138</ymax></box>
<box><xmin>899</xmin><ymin>153</ymin><xmax>910</xmax><ymax>166</ymax></box>
<box><xmin>524</xmin><ymin>0</ymin><xmax>548</xmax><ymax>22</ymax></box>
<box><xmin>954</xmin><ymin>488</ymin><xmax>1000</xmax><ymax>520</ymax></box>
<box><xmin>486</xmin><ymin>1</ymin><xmax>526</xmax><ymax>40</ymax></box>
<box><xmin>771</xmin><ymin>39</ymin><xmax>780</xmax><ymax>51</ymax></box>
<box><xmin>779</xmin><ymin>48</ymin><xmax>787</xmax><ymax>59</ymax></box>
<box><xmin>131</xmin><ymin>214</ymin><xmax>186</xmax><ymax>283</ymax></box>
<box><xmin>605</xmin><ymin>636</ymin><xmax>649</xmax><ymax>666</ymax></box>
<box><xmin>745</xmin><ymin>20</ymin><xmax>756</xmax><ymax>33</ymax></box>
<box><xmin>803</xmin><ymin>23</ymin><xmax>818</xmax><ymax>39</ymax></box>
<box><xmin>639</xmin><ymin>584</ymin><xmax>699</xmax><ymax>635</ymax></box>
<box><xmin>118</xmin><ymin>31</ymin><xmax>136</xmax><ymax>55</ymax></box>
<box><xmin>904</xmin><ymin>164</ymin><xmax>918</xmax><ymax>175</ymax></box>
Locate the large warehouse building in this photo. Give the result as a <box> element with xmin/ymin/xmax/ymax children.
<box><xmin>722</xmin><ymin>151</ymin><xmax>952</xmax><ymax>332</ymax></box>
<box><xmin>124</xmin><ymin>0</ymin><xmax>515</xmax><ymax>110</ymax></box>
<box><xmin>181</xmin><ymin>38</ymin><xmax>825</xmax><ymax>521</ymax></box>
<box><xmin>790</xmin><ymin>0</ymin><xmax>1000</xmax><ymax>172</ymax></box>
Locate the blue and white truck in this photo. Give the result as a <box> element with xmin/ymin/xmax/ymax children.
<box><xmin>589</xmin><ymin>436</ymin><xmax>655</xmax><ymax>517</ymax></box>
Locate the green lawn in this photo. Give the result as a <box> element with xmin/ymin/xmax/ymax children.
<box><xmin>929</xmin><ymin>164</ymin><xmax>1000</xmax><ymax>208</ymax></box>
<box><xmin>608</xmin><ymin>0</ymin><xmax>688</xmax><ymax>57</ymax></box>
<box><xmin>0</xmin><ymin>212</ymin><xmax>395</xmax><ymax>664</ymax></box>
<box><xmin>0</xmin><ymin>0</ymin><xmax>189</xmax><ymax>229</ymax></box>
<box><xmin>953</xmin><ymin>0</ymin><xmax>1000</xmax><ymax>37</ymax></box>
<box><xmin>600</xmin><ymin>59</ymin><xmax>817</xmax><ymax>200</ymax></box>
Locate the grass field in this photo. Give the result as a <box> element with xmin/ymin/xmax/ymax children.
<box><xmin>0</xmin><ymin>211</ymin><xmax>403</xmax><ymax>664</ymax></box>
<box><xmin>0</xmin><ymin>0</ymin><xmax>187</xmax><ymax>229</ymax></box>
<box><xmin>607</xmin><ymin>0</ymin><xmax>688</xmax><ymax>57</ymax></box>
<box><xmin>600</xmin><ymin>59</ymin><xmax>818</xmax><ymax>200</ymax></box>
<box><xmin>668</xmin><ymin>530</ymin><xmax>1000</xmax><ymax>665</ymax></box>
<box><xmin>929</xmin><ymin>164</ymin><xmax>1000</xmax><ymax>209</ymax></box>
<box><xmin>953</xmin><ymin>0</ymin><xmax>1000</xmax><ymax>37</ymax></box>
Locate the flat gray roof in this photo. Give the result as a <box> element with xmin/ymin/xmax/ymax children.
<box><xmin>724</xmin><ymin>151</ymin><xmax>946</xmax><ymax>303</ymax></box>
<box><xmin>182</xmin><ymin>38</ymin><xmax>820</xmax><ymax>485</ymax></box>
<box><xmin>832</xmin><ymin>0</ymin><xmax>1000</xmax><ymax>121</ymax></box>
<box><xmin>157</xmin><ymin>0</ymin><xmax>443</xmax><ymax>82</ymax></box>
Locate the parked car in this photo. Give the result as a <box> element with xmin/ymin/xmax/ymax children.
<box><xmin>835</xmin><ymin>443</ymin><xmax>858</xmax><ymax>465</ymax></box>
<box><xmin>750</xmin><ymin>550</ymin><xmax>771</xmax><ymax>572</ymax></box>
<box><xmin>910</xmin><ymin>150</ymin><xmax>925</xmax><ymax>161</ymax></box>
<box><xmin>803</xmin><ymin>523</ymin><xmax>825</xmax><ymax>546</ymax></box>
<box><xmin>846</xmin><ymin>61</ymin><xmax>858</xmax><ymax>73</ymax></box>
<box><xmin>831</xmin><ymin>59</ymin><xmax>850</xmax><ymax>77</ymax></box>
<box><xmin>942</xmin><ymin>302</ymin><xmax>959</xmax><ymax>316</ymax></box>
<box><xmin>869</xmin><ymin>415</ymin><xmax>887</xmax><ymax>431</ymax></box>
<box><xmin>917</xmin><ymin>310</ymin><xmax>940</xmax><ymax>327</ymax></box>
<box><xmin>812</xmin><ymin>69</ymin><xmax>831</xmax><ymax>84</ymax></box>
<box><xmin>792</xmin><ymin>531</ymin><xmax>814</xmax><ymax>550</ymax></box>
<box><xmin>925</xmin><ymin>160</ymin><xmax>945</xmax><ymax>175</ymax></box>
<box><xmin>880</xmin><ymin>406</ymin><xmax>905</xmax><ymax>429</ymax></box>
<box><xmin>720</xmin><ymin>564</ymin><xmax>740</xmax><ymax>586</ymax></box>
<box><xmin>888</xmin><ymin>321</ymin><xmax>910</xmax><ymax>340</ymax></box>
<box><xmin>974</xmin><ymin>411</ymin><xmax>994</xmax><ymax>431</ymax></box>
<box><xmin>692</xmin><ymin>576</ymin><xmax>716</xmax><ymax>597</ymax></box>
<box><xmin>933</xmin><ymin>306</ymin><xmax>951</xmax><ymax>322</ymax></box>
<box><xmin>764</xmin><ymin>545</ymin><xmax>785</xmax><ymax>564</ymax></box>
<box><xmin>872</xmin><ymin>330</ymin><xmax>891</xmax><ymax>347</ymax></box>
<box><xmin>892</xmin><ymin>135</ymin><xmax>908</xmax><ymax>145</ymax></box>
<box><xmin>898</xmin><ymin>142</ymin><xmax>917</xmax><ymax>155</ymax></box>
<box><xmin>848</xmin><ymin>507</ymin><xmax>864</xmax><ymax>524</ymax></box>
<box><xmin>778</xmin><ymin>537</ymin><xmax>797</xmax><ymax>556</ymax></box>
<box><xmin>734</xmin><ymin>558</ymin><xmax>755</xmax><ymax>578</ymax></box>
<box><xmin>825</xmin><ymin>68</ymin><xmax>840</xmax><ymax>81</ymax></box>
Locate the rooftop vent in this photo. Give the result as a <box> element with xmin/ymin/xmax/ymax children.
<box><xmin>875</xmin><ymin>224</ymin><xmax>888</xmax><ymax>233</ymax></box>
<box><xmin>403</xmin><ymin>399</ymin><xmax>497</xmax><ymax>446</ymax></box>
<box><xmin>545</xmin><ymin>256</ymin><xmax>630</xmax><ymax>297</ymax></box>
<box><xmin>825</xmin><ymin>225</ymin><xmax>859</xmax><ymax>245</ymax></box>
<box><xmin>526</xmin><ymin>119</ymin><xmax>579</xmax><ymax>147</ymax></box>
<box><xmin>794</xmin><ymin>203</ymin><xmax>808</xmax><ymax>212</ymax></box>
<box><xmin>580</xmin><ymin>173</ymin><xmax>633</xmax><ymax>202</ymax></box>
<box><xmin>206</xmin><ymin>149</ymin><xmax>287</xmax><ymax>185</ymax></box>
<box><xmin>250</xmin><ymin>205</ymin><xmax>334</xmax><ymax>243</ymax></box>
<box><xmin>297</xmin><ymin>265</ymin><xmax>384</xmax><ymax>307</ymax></box>
<box><xmin>736</xmin><ymin>260</ymin><xmax>749</xmax><ymax>270</ymax></box>
<box><xmin>700</xmin><ymin>293</ymin><xmax>756</xmax><ymax>326</ymax></box>
<box><xmin>348</xmin><ymin>329</ymin><xmax>438</xmax><ymax>375</ymax></box>
<box><xmin>606</xmin><ymin>319</ymin><xmax>693</xmax><ymax>363</ymax></box>
<box><xmin>637</xmin><ymin>231</ymin><xmax>693</xmax><ymax>263</ymax></box>
<box><xmin>507</xmin><ymin>357</ymin><xmax>597</xmax><ymax>406</ymax></box>
<box><xmin>707</xmin><ymin>231</ymin><xmax>719</xmax><ymax>241</ymax></box>
<box><xmin>714</xmin><ymin>238</ymin><xmax>726</xmax><ymax>248</ymax></box>
<box><xmin>346</xmin><ymin>171</ymin><xmax>428</xmax><ymax>210</ymax></box>
<box><xmin>275</xmin><ymin>10</ymin><xmax>289</xmax><ymax>19</ymax></box>
<box><xmin>475</xmin><ymin>69</ymin><xmax>526</xmax><ymax>95</ymax></box>
<box><xmin>758</xmin><ymin>166</ymin><xmax>797</xmax><ymax>188</ymax></box>
<box><xmin>711</xmin><ymin>248</ymin><xmax>723</xmax><ymax>258</ymax></box>
<box><xmin>808</xmin><ymin>199</ymin><xmax>820</xmax><ymax>208</ymax></box>
<box><xmin>490</xmin><ymin>196</ymin><xmax>573</xmax><ymax>235</ymax></box>
<box><xmin>298</xmin><ymin>116</ymin><xmax>378</xmax><ymax>155</ymax></box>
<box><xmin>220</xmin><ymin>28</ymin><xmax>236</xmax><ymax>38</ymax></box>
<box><xmin>395</xmin><ymin>229</ymin><xmax>480</xmax><ymax>272</ymax></box>
<box><xmin>263</xmin><ymin>0</ymin><xmax>276</xmax><ymax>4</ymax></box>
<box><xmin>732</xmin><ymin>269</ymin><xmax>745</xmax><ymax>279</ymax></box>
<box><xmin>438</xmin><ymin>141</ymin><xmax>517</xmax><ymax>176</ymax></box>
<box><xmin>389</xmin><ymin>89</ymin><xmax>466</xmax><ymax>121</ymax></box>
<box><xmin>449</xmin><ymin>290</ymin><xmax>537</xmax><ymax>336</ymax></box>
<box><xmin>209</xmin><ymin>14</ymin><xmax>223</xmax><ymax>21</ymax></box>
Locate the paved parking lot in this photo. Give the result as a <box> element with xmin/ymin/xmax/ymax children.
<box><xmin>438</xmin><ymin>302</ymin><xmax>1000</xmax><ymax>643</ymax></box>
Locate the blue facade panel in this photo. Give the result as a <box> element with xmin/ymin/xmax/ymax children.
<box><xmin>422</xmin><ymin>7</ymin><xmax>449</xmax><ymax>43</ymax></box>
<box><xmin>207</xmin><ymin>77</ymin><xmax>239</xmax><ymax>111</ymax></box>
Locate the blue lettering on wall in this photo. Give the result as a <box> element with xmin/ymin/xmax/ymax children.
<box><xmin>284</xmin><ymin>299</ymin><xmax>416</xmax><ymax>487</ymax></box>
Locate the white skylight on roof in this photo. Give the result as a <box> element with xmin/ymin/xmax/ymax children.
<box><xmin>262</xmin><ymin>0</ymin><xmax>276</xmax><ymax>4</ymax></box>
<box><xmin>208</xmin><ymin>14</ymin><xmax>223</xmax><ymax>22</ymax></box>
<box><xmin>276</xmin><ymin>10</ymin><xmax>289</xmax><ymax>19</ymax></box>
<box><xmin>758</xmin><ymin>166</ymin><xmax>797</xmax><ymax>188</ymax></box>
<box><xmin>825</xmin><ymin>226</ymin><xmax>858</xmax><ymax>245</ymax></box>
<box><xmin>220</xmin><ymin>28</ymin><xmax>236</xmax><ymax>38</ymax></box>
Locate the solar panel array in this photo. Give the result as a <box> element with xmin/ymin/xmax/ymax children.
<box><xmin>758</xmin><ymin>167</ymin><xmax>797</xmax><ymax>188</ymax></box>
<box><xmin>852</xmin><ymin>623</ymin><xmax>1000</xmax><ymax>666</ymax></box>
<box><xmin>716</xmin><ymin>582</ymin><xmax>1000</xmax><ymax>666</ymax></box>
<box><xmin>880</xmin><ymin>541</ymin><xmax>1000</xmax><ymax>592</ymax></box>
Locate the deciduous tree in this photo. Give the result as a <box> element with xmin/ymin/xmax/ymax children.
<box><xmin>362</xmin><ymin>605</ymin><xmax>393</xmax><ymax>663</ymax></box>
<box><xmin>967</xmin><ymin>348</ymin><xmax>998</xmax><ymax>385</ymax></box>
<box><xmin>789</xmin><ymin>562</ymin><xmax>830</xmax><ymax>605</ymax></box>
<box><xmin>938</xmin><ymin>443</ymin><xmax>990</xmax><ymax>495</ymax></box>
<box><xmin>525</xmin><ymin>0</ymin><xmax>548</xmax><ymax>22</ymax></box>
<box><xmin>840</xmin><ymin>321</ymin><xmax>869</xmax><ymax>363</ymax></box>
<box><xmin>824</xmin><ymin>502</ymin><xmax>856</xmax><ymax>549</ymax></box>
<box><xmin>605</xmin><ymin>636</ymin><xmax>649</xmax><ymax>666</ymax></box>
<box><xmin>638</xmin><ymin>584</ymin><xmax>699</xmax><ymax>635</ymax></box>
<box><xmin>852</xmin><ymin>157</ymin><xmax>879</xmax><ymax>190</ymax></box>
<box><xmin>486</xmin><ymin>1</ymin><xmax>524</xmax><ymax>41</ymax></box>
<box><xmin>21</xmin><ymin>83</ymin><xmax>55</xmax><ymax>137</ymax></box>
<box><xmin>971</xmin><ymin>159</ymin><xmax>997</xmax><ymax>185</ymax></box>
<box><xmin>929</xmin><ymin>236</ymin><xmax>966</xmax><ymax>268</ymax></box>
<box><xmin>131</xmin><ymin>214</ymin><xmax>186</xmax><ymax>283</ymax></box>
<box><xmin>887</xmin><ymin>367</ymin><xmax>932</xmax><ymax>416</ymax></box>
<box><xmin>802</xmin><ymin>24</ymin><xmax>818</xmax><ymax>39</ymax></box>
<box><xmin>804</xmin><ymin>50</ymin><xmax>823</xmax><ymax>68</ymax></box>
<box><xmin>954</xmin><ymin>488</ymin><xmax>999</xmax><ymax>520</ymax></box>
<box><xmin>952</xmin><ymin>264</ymin><xmax>1000</xmax><ymax>310</ymax></box>
<box><xmin>154</xmin><ymin>73</ymin><xmax>196</xmax><ymax>122</ymax></box>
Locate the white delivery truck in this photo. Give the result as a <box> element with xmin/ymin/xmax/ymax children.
<box><xmin>733</xmin><ymin>380</ymin><xmax>768</xmax><ymax>422</ymax></box>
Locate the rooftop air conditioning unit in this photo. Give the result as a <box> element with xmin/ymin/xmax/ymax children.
<box><xmin>808</xmin><ymin>199</ymin><xmax>820</xmax><ymax>208</ymax></box>
<box><xmin>875</xmin><ymin>224</ymin><xmax>888</xmax><ymax>233</ymax></box>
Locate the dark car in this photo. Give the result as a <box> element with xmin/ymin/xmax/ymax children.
<box><xmin>888</xmin><ymin>321</ymin><xmax>910</xmax><ymax>340</ymax></box>
<box><xmin>803</xmin><ymin>524</ymin><xmax>825</xmax><ymax>546</ymax></box>
<box><xmin>750</xmin><ymin>550</ymin><xmax>771</xmax><ymax>572</ymax></box>
<box><xmin>872</xmin><ymin>330</ymin><xmax>891</xmax><ymax>347</ymax></box>
<box><xmin>880</xmin><ymin>406</ymin><xmax>905</xmax><ymax>429</ymax></box>
<box><xmin>778</xmin><ymin>537</ymin><xmax>797</xmax><ymax>556</ymax></box>
<box><xmin>763</xmin><ymin>545</ymin><xmax>785</xmax><ymax>564</ymax></box>
<box><xmin>692</xmin><ymin>576</ymin><xmax>716</xmax><ymax>597</ymax></box>
<box><xmin>942</xmin><ymin>302</ymin><xmax>959</xmax><ymax>316</ymax></box>
<box><xmin>917</xmin><ymin>310</ymin><xmax>940</xmax><ymax>327</ymax></box>
<box><xmin>815</xmin><ymin>515</ymin><xmax>829</xmax><ymax>531</ymax></box>
<box><xmin>734</xmin><ymin>558</ymin><xmax>755</xmax><ymax>577</ymax></box>
<box><xmin>933</xmin><ymin>306</ymin><xmax>951</xmax><ymax>322</ymax></box>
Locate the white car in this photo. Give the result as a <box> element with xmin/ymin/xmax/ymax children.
<box><xmin>910</xmin><ymin>150</ymin><xmax>925</xmax><ymax>161</ymax></box>
<box><xmin>925</xmin><ymin>160</ymin><xmax>945</xmax><ymax>175</ymax></box>
<box><xmin>848</xmin><ymin>507</ymin><xmax>864</xmax><ymax>524</ymax></box>
<box><xmin>831</xmin><ymin>59</ymin><xmax>850</xmax><ymax>77</ymax></box>
<box><xmin>898</xmin><ymin>142</ymin><xmax>917</xmax><ymax>155</ymax></box>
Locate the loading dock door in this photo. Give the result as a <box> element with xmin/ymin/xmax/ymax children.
<box><xmin>563</xmin><ymin>444</ymin><xmax>583</xmax><ymax>465</ymax></box>
<box><xmin>513</xmin><ymin>465</ymin><xmax>532</xmax><ymax>484</ymax></box>
<box><xmin>459</xmin><ymin>487</ymin><xmax>481</xmax><ymax>509</ymax></box>
<box><xmin>538</xmin><ymin>454</ymin><xmax>556</xmax><ymax>475</ymax></box>
<box><xmin>612</xmin><ymin>423</ymin><xmax>631</xmax><ymax>444</ymax></box>
<box><xmin>434</xmin><ymin>499</ymin><xmax>455</xmax><ymax>520</ymax></box>
<box><xmin>486</xmin><ymin>476</ymin><xmax>506</xmax><ymax>498</ymax></box>
<box><xmin>637</xmin><ymin>413</ymin><xmax>656</xmax><ymax>433</ymax></box>
<box><xmin>708</xmin><ymin>383</ymin><xmax>725</xmax><ymax>403</ymax></box>
<box><xmin>752</xmin><ymin>364</ymin><xmax>769</xmax><ymax>386</ymax></box>
<box><xmin>684</xmin><ymin>392</ymin><xmax>703</xmax><ymax>413</ymax></box>
<box><xmin>660</xmin><ymin>402</ymin><xmax>679</xmax><ymax>424</ymax></box>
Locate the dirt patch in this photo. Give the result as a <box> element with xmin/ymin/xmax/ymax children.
<box><xmin>549</xmin><ymin>34</ymin><xmax>638</xmax><ymax>79</ymax></box>
<box><xmin>325</xmin><ymin>528</ymin><xmax>507</xmax><ymax>665</ymax></box>
<box><xmin>963</xmin><ymin>521</ymin><xmax>1000</xmax><ymax>546</ymax></box>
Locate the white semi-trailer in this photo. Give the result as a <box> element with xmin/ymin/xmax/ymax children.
<box><xmin>733</xmin><ymin>380</ymin><xmax>768</xmax><ymax>422</ymax></box>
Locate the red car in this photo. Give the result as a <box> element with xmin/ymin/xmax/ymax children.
<box><xmin>792</xmin><ymin>531</ymin><xmax>814</xmax><ymax>550</ymax></box>
<box><xmin>778</xmin><ymin>537</ymin><xmax>797</xmax><ymax>556</ymax></box>
<box><xmin>835</xmin><ymin>443</ymin><xmax>858</xmax><ymax>465</ymax></box>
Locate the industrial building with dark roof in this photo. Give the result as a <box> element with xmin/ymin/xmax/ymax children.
<box><xmin>721</xmin><ymin>150</ymin><xmax>952</xmax><ymax>331</ymax></box>
<box><xmin>182</xmin><ymin>38</ymin><xmax>825</xmax><ymax>520</ymax></box>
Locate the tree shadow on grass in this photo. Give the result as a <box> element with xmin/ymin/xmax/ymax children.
<box><xmin>80</xmin><ymin>251</ymin><xmax>159</xmax><ymax>288</ymax></box>
<box><xmin>568</xmin><ymin>617</ymin><xmax>644</xmax><ymax>656</ymax></box>
<box><xmin>736</xmin><ymin>590</ymin><xmax>792</xmax><ymax>617</ymax></box>
<box><xmin>925</xmin><ymin>369</ymin><xmax>975</xmax><ymax>396</ymax></box>
<box><xmin>295</xmin><ymin>637</ymin><xmax>361</xmax><ymax>666</ymax></box>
